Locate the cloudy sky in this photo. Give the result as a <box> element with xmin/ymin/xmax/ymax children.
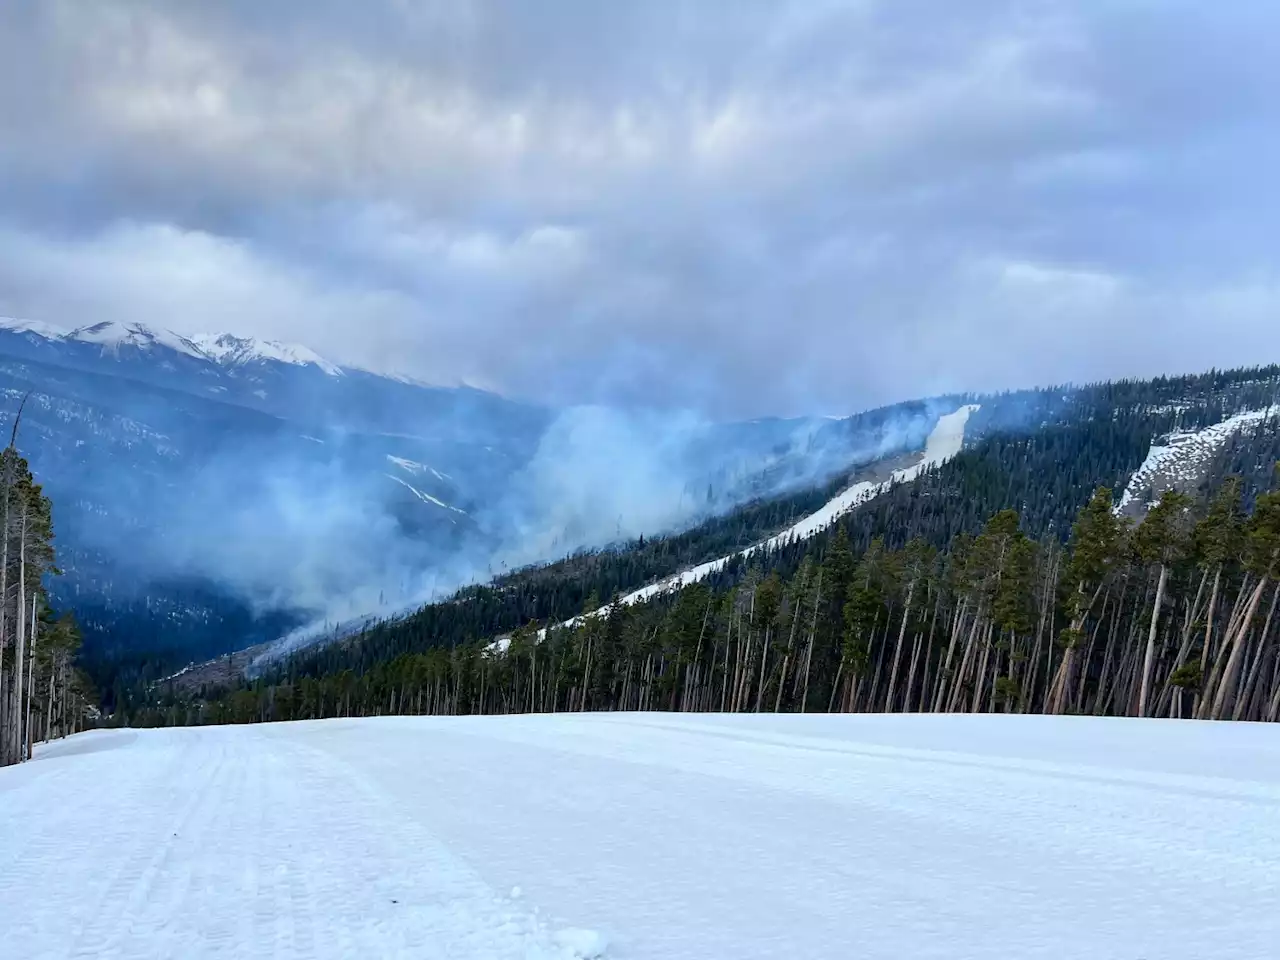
<box><xmin>1</xmin><ymin>1</ymin><xmax>1278</xmax><ymax>418</ymax></box>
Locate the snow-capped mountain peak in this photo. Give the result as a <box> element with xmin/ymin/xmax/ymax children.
<box><xmin>65</xmin><ymin>320</ymin><xmax>208</xmax><ymax>361</ymax></box>
<box><xmin>0</xmin><ymin>316</ymin><xmax>69</xmax><ymax>340</ymax></box>
<box><xmin>191</xmin><ymin>333</ymin><xmax>344</xmax><ymax>377</ymax></box>
<box><xmin>0</xmin><ymin>315</ymin><xmax>344</xmax><ymax>377</ymax></box>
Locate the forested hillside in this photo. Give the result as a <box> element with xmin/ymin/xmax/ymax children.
<box><xmin>118</xmin><ymin>366</ymin><xmax>1280</xmax><ymax>725</ymax></box>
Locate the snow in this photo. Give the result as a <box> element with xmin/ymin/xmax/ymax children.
<box><xmin>758</xmin><ymin>403</ymin><xmax>979</xmax><ymax>547</ymax></box>
<box><xmin>3</xmin><ymin>714</ymin><xmax>1278</xmax><ymax>959</ymax></box>
<box><xmin>192</xmin><ymin>332</ymin><xmax>345</xmax><ymax>376</ymax></box>
<box><xmin>1117</xmin><ymin>406</ymin><xmax>1280</xmax><ymax>514</ymax></box>
<box><xmin>0</xmin><ymin>317</ymin><xmax>344</xmax><ymax>376</ymax></box>
<box><xmin>66</xmin><ymin>321</ymin><xmax>210</xmax><ymax>361</ymax></box>
<box><xmin>500</xmin><ymin>404</ymin><xmax>979</xmax><ymax>650</ymax></box>
<box><xmin>0</xmin><ymin>315</ymin><xmax>69</xmax><ymax>339</ymax></box>
<box><xmin>386</xmin><ymin>474</ymin><xmax>468</xmax><ymax>514</ymax></box>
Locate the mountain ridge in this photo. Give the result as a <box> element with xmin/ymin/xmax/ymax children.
<box><xmin>3</xmin><ymin>315</ymin><xmax>350</xmax><ymax>380</ymax></box>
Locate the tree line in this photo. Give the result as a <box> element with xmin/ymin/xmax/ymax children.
<box><xmin>0</xmin><ymin>396</ymin><xmax>94</xmax><ymax>766</ymax></box>
<box><xmin>137</xmin><ymin>461</ymin><xmax>1280</xmax><ymax>726</ymax></box>
<box><xmin>97</xmin><ymin>364</ymin><xmax>1280</xmax><ymax>712</ymax></box>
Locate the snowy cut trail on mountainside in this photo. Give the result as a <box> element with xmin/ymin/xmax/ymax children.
<box><xmin>5</xmin><ymin>714</ymin><xmax>1279</xmax><ymax>960</ymax></box>
<box><xmin>1116</xmin><ymin>405</ymin><xmax>1280</xmax><ymax>515</ymax></box>
<box><xmin>497</xmin><ymin>403</ymin><xmax>979</xmax><ymax>649</ymax></box>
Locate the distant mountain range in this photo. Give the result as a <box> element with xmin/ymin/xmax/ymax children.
<box><xmin>0</xmin><ymin>316</ymin><xmax>939</xmax><ymax>684</ymax></box>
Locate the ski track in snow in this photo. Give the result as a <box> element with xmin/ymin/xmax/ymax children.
<box><xmin>3</xmin><ymin>714</ymin><xmax>1279</xmax><ymax>959</ymax></box>
<box><xmin>1117</xmin><ymin>405</ymin><xmax>1280</xmax><ymax>514</ymax></box>
<box><xmin>500</xmin><ymin>404</ymin><xmax>979</xmax><ymax>649</ymax></box>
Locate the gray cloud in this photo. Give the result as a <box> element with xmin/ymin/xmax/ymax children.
<box><xmin>2</xmin><ymin>0</ymin><xmax>1279</xmax><ymax>417</ymax></box>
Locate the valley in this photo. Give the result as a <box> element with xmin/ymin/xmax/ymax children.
<box><xmin>0</xmin><ymin>316</ymin><xmax>925</xmax><ymax>693</ymax></box>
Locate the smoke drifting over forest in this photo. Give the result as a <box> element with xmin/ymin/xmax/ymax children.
<box><xmin>163</xmin><ymin>395</ymin><xmax>961</xmax><ymax>654</ymax></box>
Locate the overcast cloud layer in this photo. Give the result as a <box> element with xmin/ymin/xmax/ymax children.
<box><xmin>2</xmin><ymin>0</ymin><xmax>1278</xmax><ymax>418</ymax></box>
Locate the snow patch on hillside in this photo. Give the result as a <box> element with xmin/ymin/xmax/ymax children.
<box><xmin>1117</xmin><ymin>406</ymin><xmax>1280</xmax><ymax>514</ymax></box>
<box><xmin>495</xmin><ymin>404</ymin><xmax>979</xmax><ymax>650</ymax></box>
<box><xmin>388</xmin><ymin>455</ymin><xmax>453</xmax><ymax>483</ymax></box>
<box><xmin>387</xmin><ymin>474</ymin><xmax>468</xmax><ymax>515</ymax></box>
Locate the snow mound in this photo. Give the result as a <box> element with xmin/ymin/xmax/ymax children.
<box><xmin>1117</xmin><ymin>405</ymin><xmax>1280</xmax><ymax>514</ymax></box>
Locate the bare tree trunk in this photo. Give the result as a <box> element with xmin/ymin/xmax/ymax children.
<box><xmin>44</xmin><ymin>656</ymin><xmax>55</xmax><ymax>748</ymax></box>
<box><xmin>800</xmin><ymin>570</ymin><xmax>822</xmax><ymax>712</ymax></box>
<box><xmin>885</xmin><ymin>578</ymin><xmax>917</xmax><ymax>713</ymax></box>
<box><xmin>970</xmin><ymin>622</ymin><xmax>994</xmax><ymax>714</ymax></box>
<box><xmin>1194</xmin><ymin>565</ymin><xmax>1223</xmax><ymax>716</ymax></box>
<box><xmin>754</xmin><ymin>626</ymin><xmax>771</xmax><ymax>713</ymax></box>
<box><xmin>1138</xmin><ymin>563</ymin><xmax>1169</xmax><ymax>718</ymax></box>
<box><xmin>932</xmin><ymin>600</ymin><xmax>967</xmax><ymax>713</ymax></box>
<box><xmin>947</xmin><ymin>610</ymin><xmax>983</xmax><ymax>713</ymax></box>
<box><xmin>683</xmin><ymin>597</ymin><xmax>712</xmax><ymax>713</ymax></box>
<box><xmin>1026</xmin><ymin>544</ymin><xmax>1059</xmax><ymax>713</ymax></box>
<box><xmin>1160</xmin><ymin>567</ymin><xmax>1209</xmax><ymax>716</ymax></box>
<box><xmin>827</xmin><ymin>660</ymin><xmax>843</xmax><ymax>713</ymax></box>
<box><xmin>775</xmin><ymin>595</ymin><xmax>801</xmax><ymax>713</ymax></box>
<box><xmin>1235</xmin><ymin>581</ymin><xmax>1279</xmax><ymax>721</ymax></box>
<box><xmin>13</xmin><ymin>502</ymin><xmax>27</xmax><ymax>761</ymax></box>
<box><xmin>1077</xmin><ymin>585</ymin><xmax>1115</xmax><ymax>713</ymax></box>
<box><xmin>1047</xmin><ymin>580</ymin><xmax>1106</xmax><ymax>715</ymax></box>
<box><xmin>24</xmin><ymin>590</ymin><xmax>36</xmax><ymax>758</ymax></box>
<box><xmin>1201</xmin><ymin>575</ymin><xmax>1254</xmax><ymax>717</ymax></box>
<box><xmin>720</xmin><ymin>610</ymin><xmax>733</xmax><ymax>712</ymax></box>
<box><xmin>1210</xmin><ymin>578</ymin><xmax>1269</xmax><ymax>720</ymax></box>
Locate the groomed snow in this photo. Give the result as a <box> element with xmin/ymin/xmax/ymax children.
<box><xmin>3</xmin><ymin>714</ymin><xmax>1277</xmax><ymax>959</ymax></box>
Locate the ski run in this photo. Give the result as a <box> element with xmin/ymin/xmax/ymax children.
<box><xmin>497</xmin><ymin>403</ymin><xmax>980</xmax><ymax>651</ymax></box>
<box><xmin>1117</xmin><ymin>405</ymin><xmax>1280</xmax><ymax>514</ymax></box>
<box><xmin>4</xmin><ymin>714</ymin><xmax>1279</xmax><ymax>958</ymax></box>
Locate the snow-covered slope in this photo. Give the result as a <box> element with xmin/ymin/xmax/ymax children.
<box><xmin>1117</xmin><ymin>405</ymin><xmax>1280</xmax><ymax>515</ymax></box>
<box><xmin>66</xmin><ymin>320</ymin><xmax>211</xmax><ymax>361</ymax></box>
<box><xmin>0</xmin><ymin>316</ymin><xmax>346</xmax><ymax>376</ymax></box>
<box><xmin>191</xmin><ymin>331</ymin><xmax>344</xmax><ymax>376</ymax></box>
<box><xmin>4</xmin><ymin>714</ymin><xmax>1278</xmax><ymax>959</ymax></box>
<box><xmin>756</xmin><ymin>402</ymin><xmax>979</xmax><ymax>545</ymax></box>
